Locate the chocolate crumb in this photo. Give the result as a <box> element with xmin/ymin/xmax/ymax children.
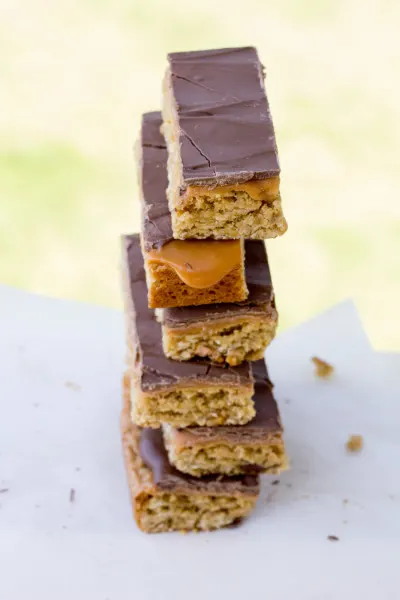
<box><xmin>311</xmin><ymin>356</ymin><xmax>334</xmax><ymax>379</ymax></box>
<box><xmin>327</xmin><ymin>535</ymin><xmax>339</xmax><ymax>542</ymax></box>
<box><xmin>346</xmin><ymin>434</ymin><xmax>363</xmax><ymax>453</ymax></box>
<box><xmin>69</xmin><ymin>488</ymin><xmax>76</xmax><ymax>503</ymax></box>
<box><xmin>271</xmin><ymin>480</ymin><xmax>280</xmax><ymax>486</ymax></box>
<box><xmin>185</xmin><ymin>262</ymin><xmax>193</xmax><ymax>270</ymax></box>
<box><xmin>0</xmin><ymin>488</ymin><xmax>9</xmax><ymax>494</ymax></box>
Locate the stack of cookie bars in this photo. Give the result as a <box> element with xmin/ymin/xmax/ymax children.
<box><xmin>121</xmin><ymin>47</ymin><xmax>289</xmax><ymax>533</ymax></box>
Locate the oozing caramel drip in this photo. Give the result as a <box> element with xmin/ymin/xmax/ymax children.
<box><xmin>183</xmin><ymin>177</ymin><xmax>280</xmax><ymax>202</ymax></box>
<box><xmin>147</xmin><ymin>240</ymin><xmax>242</xmax><ymax>289</ymax></box>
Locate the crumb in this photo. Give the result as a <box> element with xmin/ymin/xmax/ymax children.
<box><xmin>65</xmin><ymin>381</ymin><xmax>81</xmax><ymax>392</ymax></box>
<box><xmin>342</xmin><ymin>520</ymin><xmax>348</xmax><ymax>524</ymax></box>
<box><xmin>311</xmin><ymin>356</ymin><xmax>334</xmax><ymax>378</ymax></box>
<box><xmin>62</xmin><ymin>525</ymin><xmax>67</xmax><ymax>530</ymax></box>
<box><xmin>69</xmin><ymin>488</ymin><xmax>76</xmax><ymax>503</ymax></box>
<box><xmin>185</xmin><ymin>262</ymin><xmax>193</xmax><ymax>270</ymax></box>
<box><xmin>346</xmin><ymin>435</ymin><xmax>363</xmax><ymax>453</ymax></box>
<box><xmin>286</xmin><ymin>483</ymin><xmax>292</xmax><ymax>488</ymax></box>
<box><xmin>75</xmin><ymin>467</ymin><xmax>81</xmax><ymax>472</ymax></box>
<box><xmin>0</xmin><ymin>488</ymin><xmax>9</xmax><ymax>494</ymax></box>
<box><xmin>33</xmin><ymin>403</ymin><xmax>40</xmax><ymax>408</ymax></box>
<box><xmin>271</xmin><ymin>480</ymin><xmax>280</xmax><ymax>486</ymax></box>
<box><xmin>327</xmin><ymin>535</ymin><xmax>339</xmax><ymax>542</ymax></box>
<box><xmin>342</xmin><ymin>498</ymin><xmax>349</xmax><ymax>505</ymax></box>
<box><xmin>284</xmin><ymin>398</ymin><xmax>291</xmax><ymax>405</ymax></box>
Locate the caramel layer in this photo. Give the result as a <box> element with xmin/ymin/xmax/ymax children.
<box><xmin>165</xmin><ymin>315</ymin><xmax>265</xmax><ymax>335</ymax></box>
<box><xmin>183</xmin><ymin>177</ymin><xmax>280</xmax><ymax>203</ymax></box>
<box><xmin>147</xmin><ymin>240</ymin><xmax>242</xmax><ymax>289</ymax></box>
<box><xmin>132</xmin><ymin>380</ymin><xmax>253</xmax><ymax>396</ymax></box>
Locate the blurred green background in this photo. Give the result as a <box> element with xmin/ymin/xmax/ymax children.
<box><xmin>1</xmin><ymin>0</ymin><xmax>399</xmax><ymax>349</ymax></box>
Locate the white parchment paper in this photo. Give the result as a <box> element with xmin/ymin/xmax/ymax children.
<box><xmin>0</xmin><ymin>286</ymin><xmax>399</xmax><ymax>599</ymax></box>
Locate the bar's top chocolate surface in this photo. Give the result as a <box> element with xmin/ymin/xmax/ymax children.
<box><xmin>122</xmin><ymin>234</ymin><xmax>252</xmax><ymax>390</ymax></box>
<box><xmin>139</xmin><ymin>112</ymin><xmax>173</xmax><ymax>251</ymax></box>
<box><xmin>162</xmin><ymin>240</ymin><xmax>274</xmax><ymax>327</ymax></box>
<box><xmin>139</xmin><ymin>427</ymin><xmax>259</xmax><ymax>493</ymax></box>
<box><xmin>249</xmin><ymin>360</ymin><xmax>281</xmax><ymax>429</ymax></box>
<box><xmin>167</xmin><ymin>46</ymin><xmax>280</xmax><ymax>188</ymax></box>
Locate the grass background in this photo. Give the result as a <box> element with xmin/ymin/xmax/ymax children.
<box><xmin>1</xmin><ymin>0</ymin><xmax>399</xmax><ymax>349</ymax></box>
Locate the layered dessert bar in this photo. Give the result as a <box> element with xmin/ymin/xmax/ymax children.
<box><xmin>161</xmin><ymin>240</ymin><xmax>278</xmax><ymax>366</ymax></box>
<box><xmin>163</xmin><ymin>360</ymin><xmax>288</xmax><ymax>476</ymax></box>
<box><xmin>121</xmin><ymin>385</ymin><xmax>259</xmax><ymax>533</ymax></box>
<box><xmin>121</xmin><ymin>234</ymin><xmax>255</xmax><ymax>428</ymax></box>
<box><xmin>162</xmin><ymin>47</ymin><xmax>287</xmax><ymax>240</ymax></box>
<box><xmin>138</xmin><ymin>111</ymin><xmax>248</xmax><ymax>309</ymax></box>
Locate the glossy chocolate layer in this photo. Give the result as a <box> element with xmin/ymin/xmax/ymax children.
<box><xmin>162</xmin><ymin>240</ymin><xmax>274</xmax><ymax>327</ymax></box>
<box><xmin>122</xmin><ymin>234</ymin><xmax>252</xmax><ymax>390</ymax></box>
<box><xmin>139</xmin><ymin>111</ymin><xmax>173</xmax><ymax>251</ymax></box>
<box><xmin>246</xmin><ymin>360</ymin><xmax>280</xmax><ymax>429</ymax></box>
<box><xmin>139</xmin><ymin>427</ymin><xmax>259</xmax><ymax>493</ymax></box>
<box><xmin>167</xmin><ymin>47</ymin><xmax>280</xmax><ymax>188</ymax></box>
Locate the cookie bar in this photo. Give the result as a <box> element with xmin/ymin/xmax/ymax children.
<box><xmin>162</xmin><ymin>47</ymin><xmax>287</xmax><ymax>240</ymax></box>
<box><xmin>163</xmin><ymin>360</ymin><xmax>288</xmax><ymax>476</ymax></box>
<box><xmin>138</xmin><ymin>112</ymin><xmax>248</xmax><ymax>308</ymax></box>
<box><xmin>161</xmin><ymin>240</ymin><xmax>278</xmax><ymax>366</ymax></box>
<box><xmin>121</xmin><ymin>385</ymin><xmax>259</xmax><ymax>533</ymax></box>
<box><xmin>121</xmin><ymin>234</ymin><xmax>255</xmax><ymax>428</ymax></box>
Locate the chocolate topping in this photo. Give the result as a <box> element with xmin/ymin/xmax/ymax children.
<box><xmin>247</xmin><ymin>360</ymin><xmax>280</xmax><ymax>429</ymax></box>
<box><xmin>139</xmin><ymin>427</ymin><xmax>259</xmax><ymax>493</ymax></box>
<box><xmin>122</xmin><ymin>234</ymin><xmax>252</xmax><ymax>391</ymax></box>
<box><xmin>251</xmin><ymin>358</ymin><xmax>273</xmax><ymax>387</ymax></box>
<box><xmin>139</xmin><ymin>112</ymin><xmax>173</xmax><ymax>251</ymax></box>
<box><xmin>167</xmin><ymin>47</ymin><xmax>280</xmax><ymax>188</ymax></box>
<box><xmin>162</xmin><ymin>240</ymin><xmax>275</xmax><ymax>327</ymax></box>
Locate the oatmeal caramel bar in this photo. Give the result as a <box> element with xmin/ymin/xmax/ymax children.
<box><xmin>163</xmin><ymin>360</ymin><xmax>288</xmax><ymax>477</ymax></box>
<box><xmin>138</xmin><ymin>112</ymin><xmax>247</xmax><ymax>309</ymax></box>
<box><xmin>121</xmin><ymin>235</ymin><xmax>255</xmax><ymax>428</ymax></box>
<box><xmin>121</xmin><ymin>386</ymin><xmax>259</xmax><ymax>533</ymax></box>
<box><xmin>162</xmin><ymin>47</ymin><xmax>287</xmax><ymax>240</ymax></box>
<box><xmin>161</xmin><ymin>240</ymin><xmax>278</xmax><ymax>366</ymax></box>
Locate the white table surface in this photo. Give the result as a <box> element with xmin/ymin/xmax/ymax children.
<box><xmin>0</xmin><ymin>285</ymin><xmax>399</xmax><ymax>600</ymax></box>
